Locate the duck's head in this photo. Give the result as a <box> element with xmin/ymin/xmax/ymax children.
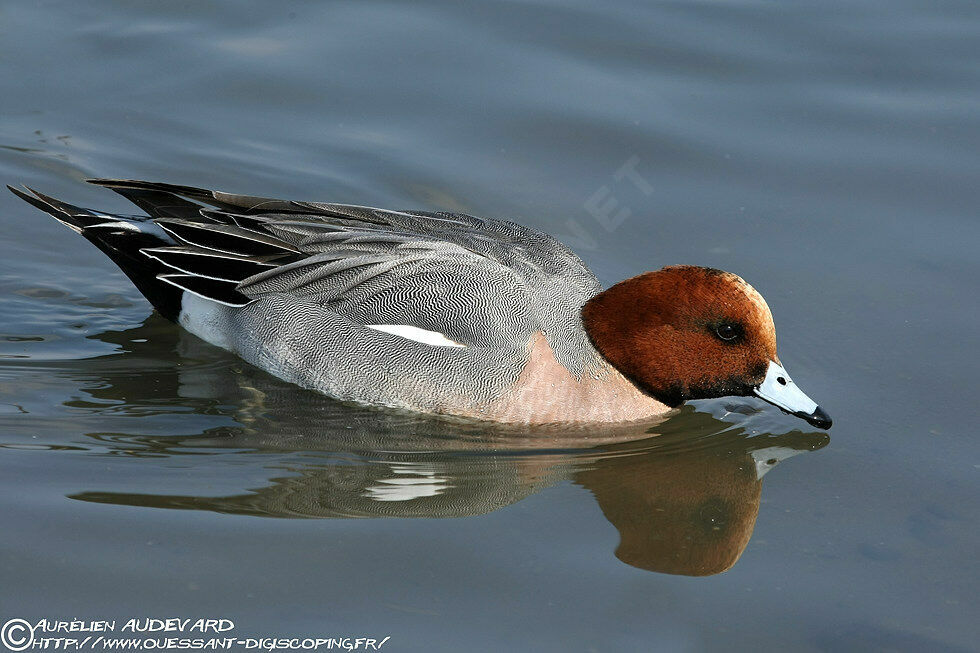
<box><xmin>582</xmin><ymin>265</ymin><xmax>832</xmax><ymax>429</ymax></box>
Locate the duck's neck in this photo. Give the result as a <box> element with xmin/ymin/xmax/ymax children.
<box><xmin>581</xmin><ymin>272</ymin><xmax>674</xmax><ymax>404</ymax></box>
<box><xmin>482</xmin><ymin>332</ymin><xmax>670</xmax><ymax>424</ymax></box>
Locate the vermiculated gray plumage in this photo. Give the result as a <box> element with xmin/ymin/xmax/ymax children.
<box><xmin>10</xmin><ymin>179</ymin><xmax>607</xmax><ymax>418</ymax></box>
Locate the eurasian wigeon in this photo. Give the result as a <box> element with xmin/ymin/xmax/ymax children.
<box><xmin>8</xmin><ymin>180</ymin><xmax>831</xmax><ymax>429</ymax></box>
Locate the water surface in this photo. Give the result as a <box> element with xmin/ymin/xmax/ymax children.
<box><xmin>1</xmin><ymin>1</ymin><xmax>978</xmax><ymax>651</ymax></box>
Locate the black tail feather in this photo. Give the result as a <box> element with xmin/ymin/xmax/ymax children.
<box><xmin>7</xmin><ymin>184</ymin><xmax>183</xmax><ymax>320</ymax></box>
<box><xmin>7</xmin><ymin>185</ymin><xmax>106</xmax><ymax>232</ymax></box>
<box><xmin>10</xmin><ymin>180</ymin><xmax>317</xmax><ymax>320</ymax></box>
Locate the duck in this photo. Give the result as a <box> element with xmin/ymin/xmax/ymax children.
<box><xmin>8</xmin><ymin>179</ymin><xmax>831</xmax><ymax>429</ymax></box>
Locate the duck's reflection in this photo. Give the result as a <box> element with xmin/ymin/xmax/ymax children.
<box><xmin>574</xmin><ymin>431</ymin><xmax>826</xmax><ymax>575</ymax></box>
<box><xmin>70</xmin><ymin>316</ymin><xmax>829</xmax><ymax>576</ymax></box>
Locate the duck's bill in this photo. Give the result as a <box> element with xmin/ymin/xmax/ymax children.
<box><xmin>754</xmin><ymin>360</ymin><xmax>832</xmax><ymax>429</ymax></box>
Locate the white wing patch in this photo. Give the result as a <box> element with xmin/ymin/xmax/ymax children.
<box><xmin>366</xmin><ymin>324</ymin><xmax>466</xmax><ymax>348</ymax></box>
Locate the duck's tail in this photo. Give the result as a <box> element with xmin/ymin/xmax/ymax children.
<box><xmin>7</xmin><ymin>184</ymin><xmax>183</xmax><ymax>320</ymax></box>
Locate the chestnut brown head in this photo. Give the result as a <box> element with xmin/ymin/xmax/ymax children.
<box><xmin>582</xmin><ymin>266</ymin><xmax>831</xmax><ymax>428</ymax></box>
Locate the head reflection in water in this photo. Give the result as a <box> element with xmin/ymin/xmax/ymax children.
<box><xmin>574</xmin><ymin>429</ymin><xmax>826</xmax><ymax>575</ymax></box>
<box><xmin>69</xmin><ymin>317</ymin><xmax>829</xmax><ymax>577</ymax></box>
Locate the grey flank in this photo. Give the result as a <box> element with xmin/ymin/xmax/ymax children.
<box><xmin>12</xmin><ymin>180</ymin><xmax>606</xmax><ymax>415</ymax></box>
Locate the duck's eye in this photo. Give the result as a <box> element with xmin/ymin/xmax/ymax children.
<box><xmin>713</xmin><ymin>323</ymin><xmax>741</xmax><ymax>342</ymax></box>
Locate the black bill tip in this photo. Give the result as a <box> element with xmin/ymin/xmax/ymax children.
<box><xmin>796</xmin><ymin>405</ymin><xmax>833</xmax><ymax>430</ymax></box>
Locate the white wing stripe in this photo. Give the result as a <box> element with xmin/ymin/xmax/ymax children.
<box><xmin>366</xmin><ymin>324</ymin><xmax>466</xmax><ymax>348</ymax></box>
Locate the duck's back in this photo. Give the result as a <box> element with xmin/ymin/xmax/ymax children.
<box><xmin>12</xmin><ymin>180</ymin><xmax>624</xmax><ymax>421</ymax></box>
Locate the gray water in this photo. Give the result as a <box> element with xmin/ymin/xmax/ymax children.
<box><xmin>1</xmin><ymin>1</ymin><xmax>978</xmax><ymax>651</ymax></box>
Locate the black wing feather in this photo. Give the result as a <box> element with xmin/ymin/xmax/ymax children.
<box><xmin>143</xmin><ymin>247</ymin><xmax>277</xmax><ymax>282</ymax></box>
<box><xmin>158</xmin><ymin>274</ymin><xmax>252</xmax><ymax>307</ymax></box>
<box><xmin>155</xmin><ymin>219</ymin><xmax>301</xmax><ymax>257</ymax></box>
